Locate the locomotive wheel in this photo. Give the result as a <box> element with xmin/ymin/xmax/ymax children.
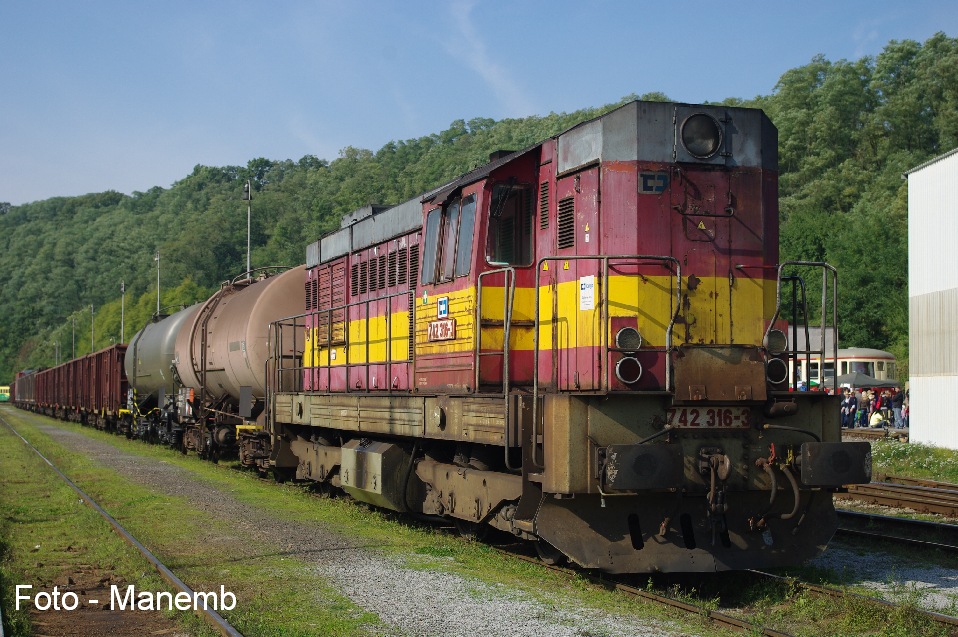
<box><xmin>454</xmin><ymin>518</ymin><xmax>488</xmax><ymax>542</ymax></box>
<box><xmin>273</xmin><ymin>467</ymin><xmax>295</xmax><ymax>483</ymax></box>
<box><xmin>534</xmin><ymin>538</ymin><xmax>566</xmax><ymax>566</ymax></box>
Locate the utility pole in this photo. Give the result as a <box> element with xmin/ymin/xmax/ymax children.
<box><xmin>120</xmin><ymin>281</ymin><xmax>126</xmax><ymax>343</ymax></box>
<box><xmin>90</xmin><ymin>304</ymin><xmax>95</xmax><ymax>352</ymax></box>
<box><xmin>154</xmin><ymin>251</ymin><xmax>161</xmax><ymax>314</ymax></box>
<box><xmin>72</xmin><ymin>316</ymin><xmax>75</xmax><ymax>359</ymax></box>
<box><xmin>243</xmin><ymin>180</ymin><xmax>252</xmax><ymax>275</ymax></box>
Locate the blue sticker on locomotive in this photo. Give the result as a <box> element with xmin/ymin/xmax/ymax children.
<box><xmin>639</xmin><ymin>171</ymin><xmax>669</xmax><ymax>193</ymax></box>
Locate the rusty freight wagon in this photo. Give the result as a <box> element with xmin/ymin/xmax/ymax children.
<box><xmin>24</xmin><ymin>344</ymin><xmax>128</xmax><ymax>429</ymax></box>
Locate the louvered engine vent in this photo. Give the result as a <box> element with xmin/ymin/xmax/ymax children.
<box><xmin>557</xmin><ymin>196</ymin><xmax>575</xmax><ymax>249</ymax></box>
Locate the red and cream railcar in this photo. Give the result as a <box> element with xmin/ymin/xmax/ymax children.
<box><xmin>256</xmin><ymin>100</ymin><xmax>872</xmax><ymax>573</ymax></box>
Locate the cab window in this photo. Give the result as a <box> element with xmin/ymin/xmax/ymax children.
<box><xmin>420</xmin><ymin>194</ymin><xmax>477</xmax><ymax>285</ymax></box>
<box><xmin>487</xmin><ymin>183</ymin><xmax>533</xmax><ymax>266</ymax></box>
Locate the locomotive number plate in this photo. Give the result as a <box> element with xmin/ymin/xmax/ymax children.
<box><xmin>667</xmin><ymin>406</ymin><xmax>750</xmax><ymax>428</ymax></box>
<box><xmin>427</xmin><ymin>318</ymin><xmax>456</xmax><ymax>341</ymax></box>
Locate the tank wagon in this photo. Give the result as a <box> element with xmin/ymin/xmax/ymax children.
<box><xmin>250</xmin><ymin>100</ymin><xmax>872</xmax><ymax>573</ymax></box>
<box><xmin>125</xmin><ymin>267</ymin><xmax>304</xmax><ymax>457</ymax></box>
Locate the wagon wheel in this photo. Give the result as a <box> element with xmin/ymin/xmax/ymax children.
<box><xmin>534</xmin><ymin>538</ymin><xmax>566</xmax><ymax>566</ymax></box>
<box><xmin>454</xmin><ymin>518</ymin><xmax>489</xmax><ymax>542</ymax></box>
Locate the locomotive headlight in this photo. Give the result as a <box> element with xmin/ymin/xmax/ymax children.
<box><xmin>615</xmin><ymin>356</ymin><xmax>643</xmax><ymax>384</ymax></box>
<box><xmin>615</xmin><ymin>326</ymin><xmax>643</xmax><ymax>353</ymax></box>
<box><xmin>764</xmin><ymin>328</ymin><xmax>788</xmax><ymax>355</ymax></box>
<box><xmin>765</xmin><ymin>358</ymin><xmax>789</xmax><ymax>385</ymax></box>
<box><xmin>681</xmin><ymin>113</ymin><xmax>722</xmax><ymax>159</ymax></box>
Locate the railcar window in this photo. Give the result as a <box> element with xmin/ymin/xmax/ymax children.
<box><xmin>455</xmin><ymin>196</ymin><xmax>476</xmax><ymax>276</ymax></box>
<box><xmin>487</xmin><ymin>184</ymin><xmax>533</xmax><ymax>266</ymax></box>
<box><xmin>440</xmin><ymin>198</ymin><xmax>461</xmax><ymax>281</ymax></box>
<box><xmin>421</xmin><ymin>208</ymin><xmax>442</xmax><ymax>285</ymax></box>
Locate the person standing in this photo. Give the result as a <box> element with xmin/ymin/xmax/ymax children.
<box><xmin>841</xmin><ymin>389</ymin><xmax>858</xmax><ymax>428</ymax></box>
<box><xmin>891</xmin><ymin>387</ymin><xmax>905</xmax><ymax>428</ymax></box>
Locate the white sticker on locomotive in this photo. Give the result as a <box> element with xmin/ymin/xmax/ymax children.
<box><xmin>667</xmin><ymin>406</ymin><xmax>750</xmax><ymax>428</ymax></box>
<box><xmin>437</xmin><ymin>296</ymin><xmax>449</xmax><ymax>319</ymax></box>
<box><xmin>579</xmin><ymin>275</ymin><xmax>595</xmax><ymax>310</ymax></box>
<box><xmin>427</xmin><ymin>318</ymin><xmax>456</xmax><ymax>341</ymax></box>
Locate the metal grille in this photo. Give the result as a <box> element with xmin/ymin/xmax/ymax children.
<box><xmin>359</xmin><ymin>260</ymin><xmax>368</xmax><ymax>295</ymax></box>
<box><xmin>388</xmin><ymin>250</ymin><xmax>398</xmax><ymax>287</ymax></box>
<box><xmin>407</xmin><ymin>291</ymin><xmax>415</xmax><ymax>359</ymax></box>
<box><xmin>409</xmin><ymin>244</ymin><xmax>420</xmax><ymax>288</ymax></box>
<box><xmin>350</xmin><ymin>263</ymin><xmax>359</xmax><ymax>297</ymax></box>
<box><xmin>378</xmin><ymin>254</ymin><xmax>387</xmax><ymax>290</ymax></box>
<box><xmin>539</xmin><ymin>181</ymin><xmax>549</xmax><ymax>229</ymax></box>
<box><xmin>557</xmin><ymin>196</ymin><xmax>575</xmax><ymax>249</ymax></box>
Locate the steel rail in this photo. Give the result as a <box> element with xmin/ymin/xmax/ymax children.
<box><xmin>836</xmin><ymin>509</ymin><xmax>958</xmax><ymax>553</ymax></box>
<box><xmin>503</xmin><ymin>551</ymin><xmax>797</xmax><ymax>637</ymax></box>
<box><xmin>0</xmin><ymin>413</ymin><xmax>243</xmax><ymax>637</ymax></box>
<box><xmin>835</xmin><ymin>481</ymin><xmax>958</xmax><ymax>517</ymax></box>
<box><xmin>746</xmin><ymin>569</ymin><xmax>958</xmax><ymax>631</ymax></box>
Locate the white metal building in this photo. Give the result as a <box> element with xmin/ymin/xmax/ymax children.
<box><xmin>904</xmin><ymin>148</ymin><xmax>958</xmax><ymax>449</ymax></box>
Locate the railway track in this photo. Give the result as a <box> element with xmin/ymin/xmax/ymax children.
<box><xmin>502</xmin><ymin>551</ymin><xmax>798</xmax><ymax>637</ymax></box>
<box><xmin>744</xmin><ymin>569</ymin><xmax>958</xmax><ymax>634</ymax></box>
<box><xmin>841</xmin><ymin>427</ymin><xmax>908</xmax><ymax>442</ymax></box>
<box><xmin>837</xmin><ymin>509</ymin><xmax>958</xmax><ymax>554</ymax></box>
<box><xmin>497</xmin><ymin>545</ymin><xmax>958</xmax><ymax>637</ymax></box>
<box><xmin>835</xmin><ymin>476</ymin><xmax>958</xmax><ymax>517</ymax></box>
<box><xmin>0</xmin><ymin>413</ymin><xmax>243</xmax><ymax>637</ymax></box>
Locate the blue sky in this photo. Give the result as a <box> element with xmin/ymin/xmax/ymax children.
<box><xmin>2</xmin><ymin>0</ymin><xmax>957</xmax><ymax>205</ymax></box>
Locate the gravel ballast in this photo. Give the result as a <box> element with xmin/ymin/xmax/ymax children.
<box><xmin>37</xmin><ymin>425</ymin><xmax>686</xmax><ymax>637</ymax></box>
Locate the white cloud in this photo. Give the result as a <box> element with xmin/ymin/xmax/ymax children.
<box><xmin>445</xmin><ymin>0</ymin><xmax>536</xmax><ymax>117</ymax></box>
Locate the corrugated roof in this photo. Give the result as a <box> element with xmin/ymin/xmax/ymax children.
<box><xmin>902</xmin><ymin>146</ymin><xmax>958</xmax><ymax>177</ymax></box>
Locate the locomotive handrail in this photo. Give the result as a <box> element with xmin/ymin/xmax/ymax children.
<box><xmin>475</xmin><ymin>266</ymin><xmax>516</xmax><ymax>395</ymax></box>
<box><xmin>269</xmin><ymin>287</ymin><xmax>414</xmax><ymax>396</ymax></box>
<box><xmin>530</xmin><ymin>254</ymin><xmax>682</xmax><ymax>469</ymax></box>
<box><xmin>475</xmin><ymin>266</ymin><xmax>519</xmax><ymax>471</ymax></box>
<box><xmin>763</xmin><ymin>261</ymin><xmax>839</xmax><ymax>394</ymax></box>
<box><xmin>229</xmin><ymin>264</ymin><xmax>291</xmax><ymax>286</ymax></box>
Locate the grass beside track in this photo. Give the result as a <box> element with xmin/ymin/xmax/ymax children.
<box><xmin>0</xmin><ymin>407</ymin><xmax>713</xmax><ymax>637</ymax></box>
<box><xmin>0</xmin><ymin>410</ymin><xmax>205</xmax><ymax>636</ymax></box>
<box><xmin>3</xmin><ymin>405</ymin><xmax>956</xmax><ymax>636</ymax></box>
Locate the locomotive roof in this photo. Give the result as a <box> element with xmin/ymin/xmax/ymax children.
<box><xmin>307</xmin><ymin>99</ymin><xmax>775</xmax><ymax>267</ymax></box>
<box><xmin>308</xmin><ymin>145</ymin><xmax>541</xmax><ymax>267</ymax></box>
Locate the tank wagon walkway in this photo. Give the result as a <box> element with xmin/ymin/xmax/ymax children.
<box><xmin>34</xmin><ymin>421</ymin><xmax>688</xmax><ymax>637</ymax></box>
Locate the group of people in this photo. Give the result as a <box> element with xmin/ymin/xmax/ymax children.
<box><xmin>840</xmin><ymin>386</ymin><xmax>908</xmax><ymax>429</ymax></box>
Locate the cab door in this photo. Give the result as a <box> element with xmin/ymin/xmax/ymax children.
<box><xmin>554</xmin><ymin>167</ymin><xmax>600</xmax><ymax>391</ymax></box>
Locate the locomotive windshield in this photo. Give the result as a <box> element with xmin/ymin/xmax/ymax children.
<box><xmin>421</xmin><ymin>194</ymin><xmax>477</xmax><ymax>285</ymax></box>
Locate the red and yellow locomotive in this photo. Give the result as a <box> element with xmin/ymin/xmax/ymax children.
<box><xmin>255</xmin><ymin>100</ymin><xmax>872</xmax><ymax>572</ymax></box>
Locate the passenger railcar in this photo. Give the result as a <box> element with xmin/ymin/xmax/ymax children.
<box><xmin>0</xmin><ymin>385</ymin><xmax>9</xmax><ymax>402</ymax></box>
<box><xmin>256</xmin><ymin>100</ymin><xmax>872</xmax><ymax>572</ymax></box>
<box><xmin>793</xmin><ymin>347</ymin><xmax>898</xmax><ymax>386</ymax></box>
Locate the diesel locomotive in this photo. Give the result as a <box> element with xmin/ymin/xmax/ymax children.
<box><xmin>14</xmin><ymin>100</ymin><xmax>872</xmax><ymax>572</ymax></box>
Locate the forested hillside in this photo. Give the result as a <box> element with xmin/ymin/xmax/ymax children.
<box><xmin>3</xmin><ymin>33</ymin><xmax>957</xmax><ymax>381</ymax></box>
